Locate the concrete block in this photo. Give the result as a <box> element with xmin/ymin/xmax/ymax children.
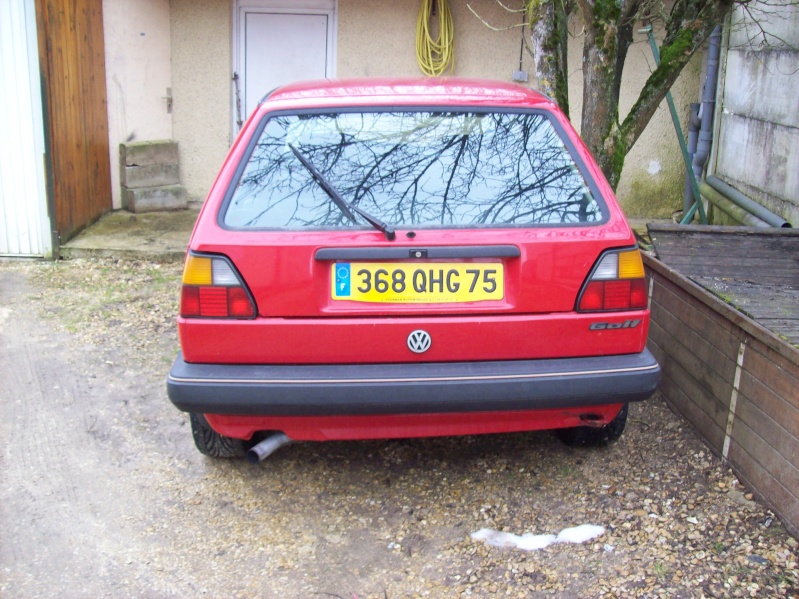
<box><xmin>122</xmin><ymin>163</ymin><xmax>180</xmax><ymax>188</ymax></box>
<box><xmin>124</xmin><ymin>185</ymin><xmax>187</xmax><ymax>213</ymax></box>
<box><xmin>120</xmin><ymin>140</ymin><xmax>179</xmax><ymax>167</ymax></box>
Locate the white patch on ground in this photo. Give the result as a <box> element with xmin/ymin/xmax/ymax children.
<box><xmin>471</xmin><ymin>524</ymin><xmax>605</xmax><ymax>551</ymax></box>
<box><xmin>648</xmin><ymin>160</ymin><xmax>662</xmax><ymax>175</ymax></box>
<box><xmin>0</xmin><ymin>306</ymin><xmax>10</xmax><ymax>330</ymax></box>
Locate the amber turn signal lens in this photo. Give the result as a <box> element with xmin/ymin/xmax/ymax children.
<box><xmin>183</xmin><ymin>255</ymin><xmax>213</xmax><ymax>285</ymax></box>
<box><xmin>618</xmin><ymin>250</ymin><xmax>645</xmax><ymax>279</ymax></box>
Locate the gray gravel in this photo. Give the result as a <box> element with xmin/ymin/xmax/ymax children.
<box><xmin>1</xmin><ymin>257</ymin><xmax>797</xmax><ymax>598</ymax></box>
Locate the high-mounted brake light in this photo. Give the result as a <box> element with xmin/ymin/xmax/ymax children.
<box><xmin>180</xmin><ymin>254</ymin><xmax>256</xmax><ymax>318</ymax></box>
<box><xmin>578</xmin><ymin>248</ymin><xmax>647</xmax><ymax>312</ymax></box>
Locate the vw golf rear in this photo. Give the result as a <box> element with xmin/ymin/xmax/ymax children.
<box><xmin>167</xmin><ymin>78</ymin><xmax>660</xmax><ymax>461</ymax></box>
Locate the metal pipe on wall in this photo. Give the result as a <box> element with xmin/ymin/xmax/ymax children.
<box><xmin>699</xmin><ymin>182</ymin><xmax>770</xmax><ymax>228</ymax></box>
<box><xmin>707</xmin><ymin>176</ymin><xmax>792</xmax><ymax>228</ymax></box>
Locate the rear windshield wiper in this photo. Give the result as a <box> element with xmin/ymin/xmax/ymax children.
<box><xmin>288</xmin><ymin>144</ymin><xmax>396</xmax><ymax>241</ymax></box>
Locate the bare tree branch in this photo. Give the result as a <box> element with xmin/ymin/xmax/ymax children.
<box><xmin>466</xmin><ymin>4</ymin><xmax>526</xmax><ymax>30</ymax></box>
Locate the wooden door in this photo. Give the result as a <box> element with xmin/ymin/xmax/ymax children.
<box><xmin>36</xmin><ymin>0</ymin><xmax>111</xmax><ymax>244</ymax></box>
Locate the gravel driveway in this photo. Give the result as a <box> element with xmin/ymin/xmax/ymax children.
<box><xmin>1</xmin><ymin>257</ymin><xmax>797</xmax><ymax>598</ymax></box>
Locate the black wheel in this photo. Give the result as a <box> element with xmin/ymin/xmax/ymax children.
<box><xmin>189</xmin><ymin>412</ymin><xmax>247</xmax><ymax>458</ymax></box>
<box><xmin>556</xmin><ymin>404</ymin><xmax>628</xmax><ymax>447</ymax></box>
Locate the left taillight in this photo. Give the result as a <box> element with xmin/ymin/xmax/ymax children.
<box><xmin>180</xmin><ymin>253</ymin><xmax>256</xmax><ymax>318</ymax></box>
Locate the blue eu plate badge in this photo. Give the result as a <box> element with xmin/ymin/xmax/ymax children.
<box><xmin>334</xmin><ymin>263</ymin><xmax>351</xmax><ymax>297</ymax></box>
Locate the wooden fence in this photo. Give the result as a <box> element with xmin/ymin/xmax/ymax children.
<box><xmin>645</xmin><ymin>253</ymin><xmax>799</xmax><ymax>538</ymax></box>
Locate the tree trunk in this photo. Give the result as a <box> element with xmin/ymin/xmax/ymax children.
<box><xmin>531</xmin><ymin>0</ymin><xmax>571</xmax><ymax>115</ymax></box>
<box><xmin>522</xmin><ymin>0</ymin><xmax>735</xmax><ymax>192</ymax></box>
<box><xmin>577</xmin><ymin>0</ymin><xmax>639</xmax><ymax>190</ymax></box>
<box><xmin>581</xmin><ymin>0</ymin><xmax>733</xmax><ymax>190</ymax></box>
<box><xmin>580</xmin><ymin>27</ymin><xmax>620</xmax><ymax>186</ymax></box>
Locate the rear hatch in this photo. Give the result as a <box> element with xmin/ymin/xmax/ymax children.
<box><xmin>181</xmin><ymin>103</ymin><xmax>648</xmax><ymax>364</ymax></box>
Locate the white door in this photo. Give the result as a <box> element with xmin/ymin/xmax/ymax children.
<box><xmin>234</xmin><ymin>1</ymin><xmax>336</xmax><ymax>130</ymax></box>
<box><xmin>0</xmin><ymin>0</ymin><xmax>52</xmax><ymax>257</ymax></box>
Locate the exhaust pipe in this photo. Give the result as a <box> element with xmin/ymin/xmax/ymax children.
<box><xmin>579</xmin><ymin>413</ymin><xmax>606</xmax><ymax>427</ymax></box>
<box><xmin>247</xmin><ymin>432</ymin><xmax>291</xmax><ymax>464</ymax></box>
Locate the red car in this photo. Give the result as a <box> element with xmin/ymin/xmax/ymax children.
<box><xmin>167</xmin><ymin>78</ymin><xmax>660</xmax><ymax>462</ymax></box>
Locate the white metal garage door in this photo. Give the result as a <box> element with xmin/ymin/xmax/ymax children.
<box><xmin>0</xmin><ymin>0</ymin><xmax>52</xmax><ymax>258</ymax></box>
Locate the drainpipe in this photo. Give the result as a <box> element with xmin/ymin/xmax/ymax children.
<box><xmin>692</xmin><ymin>26</ymin><xmax>722</xmax><ymax>183</ymax></box>
<box><xmin>684</xmin><ymin>103</ymin><xmax>701</xmax><ymax>214</ymax></box>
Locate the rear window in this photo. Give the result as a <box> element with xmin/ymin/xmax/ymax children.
<box><xmin>223</xmin><ymin>110</ymin><xmax>604</xmax><ymax>229</ymax></box>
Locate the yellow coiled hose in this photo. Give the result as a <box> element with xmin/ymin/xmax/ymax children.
<box><xmin>415</xmin><ymin>0</ymin><xmax>454</xmax><ymax>76</ymax></box>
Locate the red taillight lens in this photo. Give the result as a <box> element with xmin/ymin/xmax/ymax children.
<box><xmin>180</xmin><ymin>254</ymin><xmax>256</xmax><ymax>319</ymax></box>
<box><xmin>604</xmin><ymin>280</ymin><xmax>632</xmax><ymax>310</ymax></box>
<box><xmin>630</xmin><ymin>278</ymin><xmax>648</xmax><ymax>309</ymax></box>
<box><xmin>198</xmin><ymin>287</ymin><xmax>228</xmax><ymax>317</ymax></box>
<box><xmin>181</xmin><ymin>286</ymin><xmax>201</xmax><ymax>316</ymax></box>
<box><xmin>579</xmin><ymin>281</ymin><xmax>604</xmax><ymax>311</ymax></box>
<box><xmin>228</xmin><ymin>287</ymin><xmax>255</xmax><ymax>317</ymax></box>
<box><xmin>578</xmin><ymin>249</ymin><xmax>647</xmax><ymax>312</ymax></box>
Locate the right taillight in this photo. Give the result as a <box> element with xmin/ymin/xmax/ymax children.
<box><xmin>577</xmin><ymin>248</ymin><xmax>647</xmax><ymax>312</ymax></box>
<box><xmin>180</xmin><ymin>253</ymin><xmax>256</xmax><ymax>318</ymax></box>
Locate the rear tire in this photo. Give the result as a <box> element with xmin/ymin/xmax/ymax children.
<box><xmin>556</xmin><ymin>404</ymin><xmax>628</xmax><ymax>447</ymax></box>
<box><xmin>189</xmin><ymin>412</ymin><xmax>248</xmax><ymax>458</ymax></box>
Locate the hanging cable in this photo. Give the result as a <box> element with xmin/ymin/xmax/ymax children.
<box><xmin>415</xmin><ymin>0</ymin><xmax>454</xmax><ymax>76</ymax></box>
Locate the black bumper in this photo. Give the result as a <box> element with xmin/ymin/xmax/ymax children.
<box><xmin>167</xmin><ymin>350</ymin><xmax>660</xmax><ymax>416</ymax></box>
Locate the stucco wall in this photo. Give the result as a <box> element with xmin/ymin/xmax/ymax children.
<box><xmin>166</xmin><ymin>0</ymin><xmax>698</xmax><ymax>215</ymax></box>
<box><xmin>560</xmin><ymin>17</ymin><xmax>701</xmax><ymax>218</ymax></box>
<box><xmin>711</xmin><ymin>1</ymin><xmax>799</xmax><ymax>226</ymax></box>
<box><xmin>103</xmin><ymin>0</ymin><xmax>173</xmax><ymax>209</ymax></box>
<box><xmin>170</xmin><ymin>0</ymin><xmax>232</xmax><ymax>203</ymax></box>
<box><xmin>338</xmin><ymin>0</ymin><xmax>523</xmax><ymax>79</ymax></box>
<box><xmin>584</xmin><ymin>26</ymin><xmax>701</xmax><ymax>218</ymax></box>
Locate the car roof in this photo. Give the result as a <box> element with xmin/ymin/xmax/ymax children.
<box><xmin>261</xmin><ymin>78</ymin><xmax>557</xmax><ymax>111</ymax></box>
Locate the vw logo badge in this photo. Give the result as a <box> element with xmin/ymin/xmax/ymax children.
<box><xmin>407</xmin><ymin>330</ymin><xmax>432</xmax><ymax>354</ymax></box>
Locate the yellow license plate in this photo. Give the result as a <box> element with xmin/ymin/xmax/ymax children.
<box><xmin>332</xmin><ymin>262</ymin><xmax>504</xmax><ymax>303</ymax></box>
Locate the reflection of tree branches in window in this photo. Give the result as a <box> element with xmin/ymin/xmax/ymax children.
<box><xmin>225</xmin><ymin>112</ymin><xmax>602</xmax><ymax>228</ymax></box>
<box><xmin>441</xmin><ymin>136</ymin><xmax>468</xmax><ymax>224</ymax></box>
